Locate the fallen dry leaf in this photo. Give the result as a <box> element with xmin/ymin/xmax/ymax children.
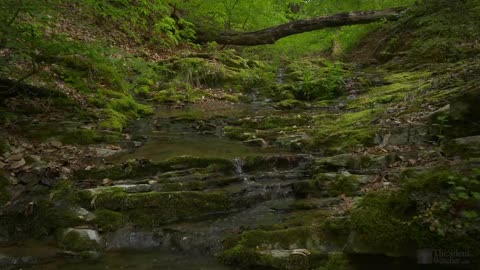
<box><xmin>10</xmin><ymin>158</ymin><xmax>26</xmax><ymax>170</ymax></box>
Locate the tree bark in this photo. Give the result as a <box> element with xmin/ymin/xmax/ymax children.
<box><xmin>196</xmin><ymin>7</ymin><xmax>407</xmax><ymax>46</ymax></box>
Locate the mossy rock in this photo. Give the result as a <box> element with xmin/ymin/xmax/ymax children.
<box><xmin>275</xmin><ymin>99</ymin><xmax>305</xmax><ymax>110</ymax></box>
<box><xmin>292</xmin><ymin>174</ymin><xmax>360</xmax><ymax>198</ymax></box>
<box><xmin>349</xmin><ymin>169</ymin><xmax>480</xmax><ymax>256</ymax></box>
<box><xmin>88</xmin><ymin>190</ymin><xmax>234</xmax><ymax>227</ymax></box>
<box><xmin>220</xmin><ymin>226</ymin><xmax>338</xmax><ymax>269</ymax></box>
<box><xmin>74</xmin><ymin>156</ymin><xmax>234</xmax><ymax>181</ymax></box>
<box><xmin>94</xmin><ymin>209</ymin><xmax>126</xmax><ymax>232</ymax></box>
<box><xmin>310</xmin><ymin>154</ymin><xmax>388</xmax><ymax>173</ymax></box>
<box><xmin>223</xmin><ymin>126</ymin><xmax>253</xmax><ymax>141</ymax></box>
<box><xmin>242</xmin><ymin>155</ymin><xmax>306</xmax><ymax>172</ymax></box>
<box><xmin>443</xmin><ymin>135</ymin><xmax>480</xmax><ymax>158</ymax></box>
<box><xmin>134</xmin><ymin>85</ymin><xmax>151</xmax><ymax>97</ymax></box>
<box><xmin>60</xmin><ymin>129</ymin><xmax>120</xmax><ymax>145</ymax></box>
<box><xmin>60</xmin><ymin>228</ymin><xmax>102</xmax><ymax>252</ymax></box>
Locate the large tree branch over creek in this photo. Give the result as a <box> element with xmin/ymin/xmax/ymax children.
<box><xmin>195</xmin><ymin>7</ymin><xmax>407</xmax><ymax>46</ymax></box>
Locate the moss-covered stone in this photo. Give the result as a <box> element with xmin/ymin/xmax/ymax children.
<box><xmin>88</xmin><ymin>189</ymin><xmax>233</xmax><ymax>227</ymax></box>
<box><xmin>74</xmin><ymin>156</ymin><xmax>234</xmax><ymax>181</ymax></box>
<box><xmin>349</xmin><ymin>169</ymin><xmax>480</xmax><ymax>256</ymax></box>
<box><xmin>60</xmin><ymin>228</ymin><xmax>102</xmax><ymax>251</ymax></box>
<box><xmin>275</xmin><ymin>99</ymin><xmax>305</xmax><ymax>110</ymax></box>
<box><xmin>308</xmin><ymin>109</ymin><xmax>382</xmax><ymax>153</ymax></box>
<box><xmin>94</xmin><ymin>209</ymin><xmax>126</xmax><ymax>232</ymax></box>
<box><xmin>311</xmin><ymin>154</ymin><xmax>388</xmax><ymax>173</ymax></box>
<box><xmin>220</xmin><ymin>226</ymin><xmax>339</xmax><ymax>269</ymax></box>
<box><xmin>443</xmin><ymin>136</ymin><xmax>480</xmax><ymax>158</ymax></box>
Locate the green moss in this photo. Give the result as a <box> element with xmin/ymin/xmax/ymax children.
<box><xmin>94</xmin><ymin>209</ymin><xmax>126</xmax><ymax>232</ymax></box>
<box><xmin>136</xmin><ymin>77</ymin><xmax>155</xmax><ymax>86</ymax></box>
<box><xmin>77</xmin><ymin>158</ymin><xmax>234</xmax><ymax>181</ymax></box>
<box><xmin>91</xmin><ymin>190</ymin><xmax>232</xmax><ymax>227</ymax></box>
<box><xmin>325</xmin><ymin>175</ymin><xmax>359</xmax><ymax>197</ymax></box>
<box><xmin>60</xmin><ymin>128</ymin><xmax>119</xmax><ymax>145</ymax></box>
<box><xmin>318</xmin><ymin>252</ymin><xmax>352</xmax><ymax>270</ymax></box>
<box><xmin>99</xmin><ymin>108</ymin><xmax>128</xmax><ymax>131</ymax></box>
<box><xmin>350</xmin><ymin>168</ymin><xmax>480</xmax><ymax>256</ymax></box>
<box><xmin>107</xmin><ymin>96</ymin><xmax>153</xmax><ymax>117</ymax></box>
<box><xmin>220</xmin><ymin>226</ymin><xmax>333</xmax><ymax>269</ymax></box>
<box><xmin>134</xmin><ymin>85</ymin><xmax>151</xmax><ymax>97</ymax></box>
<box><xmin>293</xmin><ymin>174</ymin><xmax>360</xmax><ymax>198</ymax></box>
<box><xmin>350</xmin><ymin>191</ymin><xmax>415</xmax><ymax>254</ymax></box>
<box><xmin>60</xmin><ymin>229</ymin><xmax>101</xmax><ymax>251</ymax></box>
<box><xmin>222</xmin><ymin>94</ymin><xmax>239</xmax><ymax>102</ymax></box>
<box><xmin>160</xmin><ymin>176</ymin><xmax>239</xmax><ymax>192</ymax></box>
<box><xmin>309</xmin><ymin>109</ymin><xmax>381</xmax><ymax>152</ymax></box>
<box><xmin>223</xmin><ymin>126</ymin><xmax>253</xmax><ymax>141</ymax></box>
<box><xmin>50</xmin><ymin>180</ymin><xmax>79</xmax><ymax>204</ymax></box>
<box><xmin>152</xmin><ymin>89</ymin><xmax>183</xmax><ymax>103</ymax></box>
<box><xmin>275</xmin><ymin>99</ymin><xmax>305</xmax><ymax>110</ymax></box>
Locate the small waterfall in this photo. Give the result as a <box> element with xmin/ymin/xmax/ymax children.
<box><xmin>275</xmin><ymin>67</ymin><xmax>285</xmax><ymax>84</ymax></box>
<box><xmin>232</xmin><ymin>158</ymin><xmax>244</xmax><ymax>174</ymax></box>
<box><xmin>232</xmin><ymin>158</ymin><xmax>255</xmax><ymax>184</ymax></box>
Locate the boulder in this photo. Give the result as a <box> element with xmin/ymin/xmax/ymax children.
<box><xmin>444</xmin><ymin>135</ymin><xmax>480</xmax><ymax>158</ymax></box>
<box><xmin>60</xmin><ymin>228</ymin><xmax>102</xmax><ymax>252</ymax></box>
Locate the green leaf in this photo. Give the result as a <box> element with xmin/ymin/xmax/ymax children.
<box><xmin>457</xmin><ymin>192</ymin><xmax>469</xmax><ymax>200</ymax></box>
<box><xmin>462</xmin><ymin>210</ymin><xmax>478</xmax><ymax>219</ymax></box>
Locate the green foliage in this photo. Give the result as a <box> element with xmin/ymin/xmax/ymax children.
<box><xmin>381</xmin><ymin>0</ymin><xmax>480</xmax><ymax>64</ymax></box>
<box><xmin>83</xmin><ymin>0</ymin><xmax>194</xmax><ymax>46</ymax></box>
<box><xmin>240</xmin><ymin>0</ymin><xmax>415</xmax><ymax>59</ymax></box>
<box><xmin>285</xmin><ymin>60</ymin><xmax>346</xmax><ymax>101</ymax></box>
<box><xmin>350</xmin><ymin>169</ymin><xmax>480</xmax><ymax>254</ymax></box>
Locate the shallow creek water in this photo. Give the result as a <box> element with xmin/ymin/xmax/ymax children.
<box><xmin>3</xmin><ymin>101</ymin><xmax>445</xmax><ymax>270</ymax></box>
<box><xmin>113</xmin><ymin>101</ymin><xmax>287</xmax><ymax>162</ymax></box>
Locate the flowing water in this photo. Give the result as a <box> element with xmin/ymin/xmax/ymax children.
<box><xmin>3</xmin><ymin>101</ymin><xmax>451</xmax><ymax>270</ymax></box>
<box><xmin>113</xmin><ymin>101</ymin><xmax>287</xmax><ymax>162</ymax></box>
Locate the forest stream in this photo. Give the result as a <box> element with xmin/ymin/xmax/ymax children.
<box><xmin>1</xmin><ymin>1</ymin><xmax>479</xmax><ymax>269</ymax></box>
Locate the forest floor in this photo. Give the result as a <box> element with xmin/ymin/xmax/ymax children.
<box><xmin>1</xmin><ymin>2</ymin><xmax>480</xmax><ymax>270</ymax></box>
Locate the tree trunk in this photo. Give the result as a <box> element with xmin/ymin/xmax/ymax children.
<box><xmin>196</xmin><ymin>7</ymin><xmax>407</xmax><ymax>46</ymax></box>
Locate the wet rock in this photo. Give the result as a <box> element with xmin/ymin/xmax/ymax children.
<box><xmin>286</xmin><ymin>249</ymin><xmax>311</xmax><ymax>270</ymax></box>
<box><xmin>374</xmin><ymin>125</ymin><xmax>433</xmax><ymax>146</ymax></box>
<box><xmin>275</xmin><ymin>133</ymin><xmax>309</xmax><ymax>150</ymax></box>
<box><xmin>0</xmin><ymin>253</ymin><xmax>37</xmax><ymax>266</ymax></box>
<box><xmin>60</xmin><ymin>228</ymin><xmax>102</xmax><ymax>252</ymax></box>
<box><xmin>49</xmin><ymin>140</ymin><xmax>63</xmax><ymax>148</ymax></box>
<box><xmin>312</xmin><ymin>154</ymin><xmax>388</xmax><ymax>174</ymax></box>
<box><xmin>443</xmin><ymin>135</ymin><xmax>480</xmax><ymax>158</ymax></box>
<box><xmin>87</xmin><ymin>189</ymin><xmax>234</xmax><ymax>226</ymax></box>
<box><xmin>73</xmin><ymin>207</ymin><xmax>96</xmax><ymax>221</ymax></box>
<box><xmin>9</xmin><ymin>158</ymin><xmax>26</xmax><ymax>170</ymax></box>
<box><xmin>243</xmin><ymin>138</ymin><xmax>268</xmax><ymax>148</ymax></box>
<box><xmin>242</xmin><ymin>155</ymin><xmax>311</xmax><ymax>172</ymax></box>
<box><xmin>59</xmin><ymin>250</ymin><xmax>103</xmax><ymax>260</ymax></box>
<box><xmin>92</xmin><ymin>147</ymin><xmax>124</xmax><ymax>158</ymax></box>
<box><xmin>105</xmin><ymin>228</ymin><xmax>162</xmax><ymax>250</ymax></box>
<box><xmin>114</xmin><ymin>184</ymin><xmax>152</xmax><ymax>193</ymax></box>
<box><xmin>448</xmin><ymin>91</ymin><xmax>480</xmax><ymax>137</ymax></box>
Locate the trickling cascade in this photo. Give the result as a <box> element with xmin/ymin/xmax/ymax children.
<box><xmin>232</xmin><ymin>157</ymin><xmax>244</xmax><ymax>175</ymax></box>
